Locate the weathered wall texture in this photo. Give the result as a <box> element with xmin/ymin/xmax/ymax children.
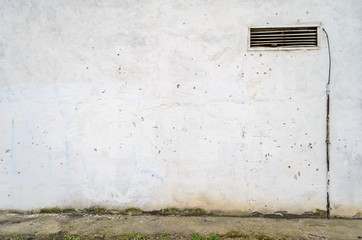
<box><xmin>0</xmin><ymin>0</ymin><xmax>361</xmax><ymax>217</ymax></box>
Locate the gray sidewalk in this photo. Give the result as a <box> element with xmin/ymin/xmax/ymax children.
<box><xmin>1</xmin><ymin>213</ymin><xmax>362</xmax><ymax>240</ymax></box>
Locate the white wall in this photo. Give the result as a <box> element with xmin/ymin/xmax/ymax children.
<box><xmin>0</xmin><ymin>0</ymin><xmax>361</xmax><ymax>217</ymax></box>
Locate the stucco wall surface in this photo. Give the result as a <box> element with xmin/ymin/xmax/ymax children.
<box><xmin>0</xmin><ymin>0</ymin><xmax>361</xmax><ymax>217</ymax></box>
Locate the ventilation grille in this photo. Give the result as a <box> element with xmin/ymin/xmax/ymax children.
<box><xmin>249</xmin><ymin>26</ymin><xmax>318</xmax><ymax>49</ymax></box>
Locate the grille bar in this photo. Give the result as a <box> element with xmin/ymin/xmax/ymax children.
<box><xmin>251</xmin><ymin>29</ymin><xmax>317</xmax><ymax>34</ymax></box>
<box><xmin>251</xmin><ymin>33</ymin><xmax>317</xmax><ymax>37</ymax></box>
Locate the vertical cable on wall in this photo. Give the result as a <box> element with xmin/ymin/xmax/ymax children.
<box><xmin>323</xmin><ymin>28</ymin><xmax>331</xmax><ymax>219</ymax></box>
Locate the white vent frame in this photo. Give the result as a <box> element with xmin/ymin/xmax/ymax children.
<box><xmin>247</xmin><ymin>24</ymin><xmax>321</xmax><ymax>51</ymax></box>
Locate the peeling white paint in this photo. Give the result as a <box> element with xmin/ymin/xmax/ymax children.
<box><xmin>0</xmin><ymin>0</ymin><xmax>361</xmax><ymax>217</ymax></box>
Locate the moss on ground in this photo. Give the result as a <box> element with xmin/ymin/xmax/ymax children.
<box><xmin>34</xmin><ymin>206</ymin><xmax>329</xmax><ymax>220</ymax></box>
<box><xmin>161</xmin><ymin>208</ymin><xmax>208</xmax><ymax>216</ymax></box>
<box><xmin>83</xmin><ymin>207</ymin><xmax>108</xmax><ymax>215</ymax></box>
<box><xmin>223</xmin><ymin>231</ymin><xmax>249</xmax><ymax>239</ymax></box>
<box><xmin>313</xmin><ymin>209</ymin><xmax>327</xmax><ymax>218</ymax></box>
<box><xmin>124</xmin><ymin>208</ymin><xmax>143</xmax><ymax>215</ymax></box>
<box><xmin>39</xmin><ymin>207</ymin><xmax>62</xmax><ymax>214</ymax></box>
<box><xmin>62</xmin><ymin>208</ymin><xmax>77</xmax><ymax>213</ymax></box>
<box><xmin>162</xmin><ymin>207</ymin><xmax>182</xmax><ymax>215</ymax></box>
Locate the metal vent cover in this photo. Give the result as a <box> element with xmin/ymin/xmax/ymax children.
<box><xmin>248</xmin><ymin>26</ymin><xmax>319</xmax><ymax>50</ymax></box>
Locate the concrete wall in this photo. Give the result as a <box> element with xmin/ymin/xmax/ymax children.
<box><xmin>0</xmin><ymin>0</ymin><xmax>361</xmax><ymax>217</ymax></box>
